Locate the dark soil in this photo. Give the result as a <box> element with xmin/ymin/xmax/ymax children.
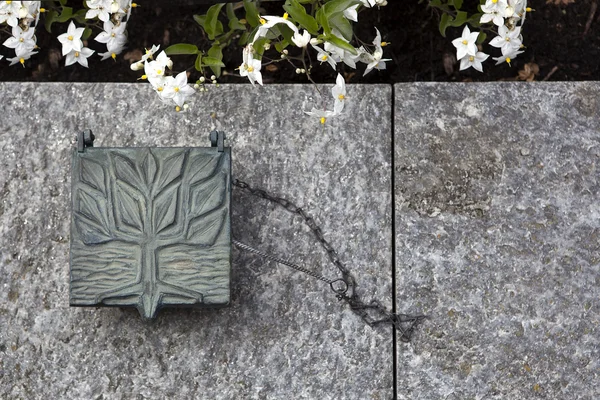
<box><xmin>1</xmin><ymin>0</ymin><xmax>599</xmax><ymax>83</ymax></box>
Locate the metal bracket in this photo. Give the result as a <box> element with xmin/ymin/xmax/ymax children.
<box><xmin>77</xmin><ymin>129</ymin><xmax>95</xmax><ymax>153</ymax></box>
<box><xmin>210</xmin><ymin>130</ymin><xmax>226</xmax><ymax>153</ymax></box>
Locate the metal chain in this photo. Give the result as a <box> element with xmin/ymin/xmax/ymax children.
<box><xmin>232</xmin><ymin>178</ymin><xmax>427</xmax><ymax>342</ymax></box>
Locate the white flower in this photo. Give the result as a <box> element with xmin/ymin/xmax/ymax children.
<box><xmin>451</xmin><ymin>26</ymin><xmax>479</xmax><ymax>60</ymax></box>
<box><xmin>255</xmin><ymin>14</ymin><xmax>298</xmax><ymax>42</ymax></box>
<box><xmin>343</xmin><ymin>5</ymin><xmax>359</xmax><ymax>22</ymax></box>
<box><xmin>162</xmin><ymin>71</ymin><xmax>195</xmax><ymax>107</ymax></box>
<box><xmin>3</xmin><ymin>25</ymin><xmax>36</xmax><ymax>57</ymax></box>
<box><xmin>7</xmin><ymin>47</ymin><xmax>37</xmax><ymax>67</ymax></box>
<box><xmin>292</xmin><ymin>29</ymin><xmax>311</xmax><ymax>48</ymax></box>
<box><xmin>0</xmin><ymin>1</ymin><xmax>20</xmax><ymax>27</ymax></box>
<box><xmin>304</xmin><ymin>107</ymin><xmax>338</xmax><ymax>124</ymax></box>
<box><xmin>95</xmin><ymin>20</ymin><xmax>127</xmax><ymax>52</ymax></box>
<box><xmin>489</xmin><ymin>25</ymin><xmax>522</xmax><ymax>55</ymax></box>
<box><xmin>360</xmin><ymin>47</ymin><xmax>390</xmax><ymax>76</ymax></box>
<box><xmin>324</xmin><ymin>29</ymin><xmax>359</xmax><ymax>68</ymax></box>
<box><xmin>480</xmin><ymin>0</ymin><xmax>510</xmax><ymax>26</ymax></box>
<box><xmin>85</xmin><ymin>0</ymin><xmax>111</xmax><ymax>22</ymax></box>
<box><xmin>239</xmin><ymin>57</ymin><xmax>263</xmax><ymax>86</ymax></box>
<box><xmin>493</xmin><ymin>49</ymin><xmax>524</xmax><ymax>65</ymax></box>
<box><xmin>311</xmin><ymin>44</ymin><xmax>338</xmax><ymax>70</ymax></box>
<box><xmin>144</xmin><ymin>51</ymin><xmax>172</xmax><ymax>87</ymax></box>
<box><xmin>65</xmin><ymin>47</ymin><xmax>95</xmax><ymax>67</ymax></box>
<box><xmin>57</xmin><ymin>21</ymin><xmax>85</xmax><ymax>56</ymax></box>
<box><xmin>459</xmin><ymin>51</ymin><xmax>489</xmax><ymax>72</ymax></box>
<box><xmin>361</xmin><ymin>0</ymin><xmax>387</xmax><ymax>7</ymax></box>
<box><xmin>331</xmin><ymin>73</ymin><xmax>346</xmax><ymax>114</ymax></box>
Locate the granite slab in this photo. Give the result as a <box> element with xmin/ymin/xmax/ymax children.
<box><xmin>395</xmin><ymin>82</ymin><xmax>600</xmax><ymax>399</ymax></box>
<box><xmin>0</xmin><ymin>82</ymin><xmax>394</xmax><ymax>399</ymax></box>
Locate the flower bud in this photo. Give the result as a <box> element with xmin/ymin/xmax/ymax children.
<box><xmin>263</xmin><ymin>43</ymin><xmax>271</xmax><ymax>50</ymax></box>
<box><xmin>210</xmin><ymin>75</ymin><xmax>216</xmax><ymax>80</ymax></box>
<box><xmin>166</xmin><ymin>58</ymin><xmax>173</xmax><ymax>69</ymax></box>
<box><xmin>310</xmin><ymin>38</ymin><xmax>321</xmax><ymax>45</ymax></box>
<box><xmin>199</xmin><ymin>76</ymin><xmax>206</xmax><ymax>83</ymax></box>
<box><xmin>130</xmin><ymin>61</ymin><xmax>143</xmax><ymax>71</ymax></box>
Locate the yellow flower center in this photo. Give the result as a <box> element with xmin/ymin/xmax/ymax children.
<box><xmin>175</xmin><ymin>106</ymin><xmax>181</xmax><ymax>112</ymax></box>
<box><xmin>338</xmin><ymin>94</ymin><xmax>345</xmax><ymax>101</ymax></box>
<box><xmin>68</xmin><ymin>35</ymin><xmax>73</xmax><ymax>41</ymax></box>
<box><xmin>111</xmin><ymin>33</ymin><xmax>116</xmax><ymax>37</ymax></box>
<box><xmin>321</xmin><ymin>55</ymin><xmax>328</xmax><ymax>61</ymax></box>
<box><xmin>247</xmin><ymin>66</ymin><xmax>254</xmax><ymax>72</ymax></box>
<box><xmin>141</xmin><ymin>74</ymin><xmax>147</xmax><ymax>80</ymax></box>
<box><xmin>131</xmin><ymin>2</ymin><xmax>138</xmax><ymax>7</ymax></box>
<box><xmin>462</xmin><ymin>40</ymin><xmax>468</xmax><ymax>45</ymax></box>
<box><xmin>157</xmin><ymin>69</ymin><xmax>163</xmax><ymax>75</ymax></box>
<box><xmin>40</xmin><ymin>7</ymin><xmax>46</xmax><ymax>12</ymax></box>
<box><xmin>469</xmin><ymin>56</ymin><xmax>475</xmax><ymax>62</ymax></box>
<box><xmin>6</xmin><ymin>1</ymin><xmax>12</xmax><ymax>4</ymax></box>
<box><xmin>526</xmin><ymin>7</ymin><xmax>532</xmax><ymax>12</ymax></box>
<box><xmin>111</xmin><ymin>53</ymin><xmax>117</xmax><ymax>60</ymax></box>
<box><xmin>492</xmin><ymin>0</ymin><xmax>498</xmax><ymax>3</ymax></box>
<box><xmin>75</xmin><ymin>51</ymin><xmax>80</xmax><ymax>57</ymax></box>
<box><xmin>259</xmin><ymin>18</ymin><xmax>266</xmax><ymax>25</ymax></box>
<box><xmin>174</xmin><ymin>87</ymin><xmax>180</xmax><ymax>93</ymax></box>
<box><xmin>157</xmin><ymin>86</ymin><xmax>163</xmax><ymax>92</ymax></box>
<box><xmin>506</xmin><ymin>57</ymin><xmax>512</xmax><ymax>65</ymax></box>
<box><xmin>505</xmin><ymin>37</ymin><xmax>510</xmax><ymax>42</ymax></box>
<box><xmin>19</xmin><ymin>38</ymin><xmax>24</xmax><ymax>42</ymax></box>
<box><xmin>283</xmin><ymin>13</ymin><xmax>289</xmax><ymax>20</ymax></box>
<box><xmin>381</xmin><ymin>41</ymin><xmax>388</xmax><ymax>47</ymax></box>
<box><xmin>320</xmin><ymin>117</ymin><xmax>326</xmax><ymax>124</ymax></box>
<box><xmin>19</xmin><ymin>57</ymin><xmax>24</xmax><ymax>65</ymax></box>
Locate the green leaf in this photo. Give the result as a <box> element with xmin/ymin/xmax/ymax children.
<box><xmin>238</xmin><ymin>31</ymin><xmax>250</xmax><ymax>46</ymax></box>
<box><xmin>325</xmin><ymin>33</ymin><xmax>358</xmax><ymax>55</ymax></box>
<box><xmin>82</xmin><ymin>27</ymin><xmax>93</xmax><ymax>41</ymax></box>
<box><xmin>283</xmin><ymin>0</ymin><xmax>319</xmax><ymax>35</ymax></box>
<box><xmin>56</xmin><ymin>6</ymin><xmax>73</xmax><ymax>23</ymax></box>
<box><xmin>277</xmin><ymin>24</ymin><xmax>295</xmax><ymax>44</ymax></box>
<box><xmin>316</xmin><ymin>8</ymin><xmax>330</xmax><ymax>34</ymax></box>
<box><xmin>73</xmin><ymin>9</ymin><xmax>88</xmax><ymax>24</ymax></box>
<box><xmin>228</xmin><ymin>17</ymin><xmax>246</xmax><ymax>31</ymax></box>
<box><xmin>449</xmin><ymin>11</ymin><xmax>468</xmax><ymax>27</ymax></box>
<box><xmin>164</xmin><ymin>44</ymin><xmax>199</xmax><ymax>55</ymax></box>
<box><xmin>323</xmin><ymin>0</ymin><xmax>360</xmax><ymax>18</ymax></box>
<box><xmin>439</xmin><ymin>13</ymin><xmax>452</xmax><ymax>37</ymax></box>
<box><xmin>201</xmin><ymin>56</ymin><xmax>225</xmax><ymax>68</ymax></box>
<box><xmin>476</xmin><ymin>32</ymin><xmax>486</xmax><ymax>44</ymax></box>
<box><xmin>226</xmin><ymin>3</ymin><xmax>236</xmax><ymax>21</ymax></box>
<box><xmin>195</xmin><ymin>53</ymin><xmax>203</xmax><ymax>72</ymax></box>
<box><xmin>329</xmin><ymin>12</ymin><xmax>353</xmax><ymax>41</ymax></box>
<box><xmin>453</xmin><ymin>0</ymin><xmax>464</xmax><ymax>9</ymax></box>
<box><xmin>243</xmin><ymin>0</ymin><xmax>260</xmax><ymax>27</ymax></box>
<box><xmin>44</xmin><ymin>10</ymin><xmax>58</xmax><ymax>33</ymax></box>
<box><xmin>193</xmin><ymin>14</ymin><xmax>207</xmax><ymax>29</ymax></box>
<box><xmin>205</xmin><ymin>3</ymin><xmax>225</xmax><ymax>40</ymax></box>
<box><xmin>252</xmin><ymin>37</ymin><xmax>269</xmax><ymax>57</ymax></box>
<box><xmin>275</xmin><ymin>39</ymin><xmax>290</xmax><ymax>53</ymax></box>
<box><xmin>207</xmin><ymin>45</ymin><xmax>223</xmax><ymax>77</ymax></box>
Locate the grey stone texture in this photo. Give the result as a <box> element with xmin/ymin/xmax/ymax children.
<box><xmin>395</xmin><ymin>82</ymin><xmax>600</xmax><ymax>399</ymax></box>
<box><xmin>1</xmin><ymin>83</ymin><xmax>394</xmax><ymax>399</ymax></box>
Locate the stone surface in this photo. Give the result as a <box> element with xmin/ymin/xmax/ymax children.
<box><xmin>395</xmin><ymin>82</ymin><xmax>600</xmax><ymax>399</ymax></box>
<box><xmin>0</xmin><ymin>83</ymin><xmax>393</xmax><ymax>399</ymax></box>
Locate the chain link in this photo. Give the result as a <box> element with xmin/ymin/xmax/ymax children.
<box><xmin>232</xmin><ymin>178</ymin><xmax>426</xmax><ymax>342</ymax></box>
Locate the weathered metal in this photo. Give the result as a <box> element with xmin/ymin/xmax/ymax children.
<box><xmin>69</xmin><ymin>131</ymin><xmax>231</xmax><ymax>319</ymax></box>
